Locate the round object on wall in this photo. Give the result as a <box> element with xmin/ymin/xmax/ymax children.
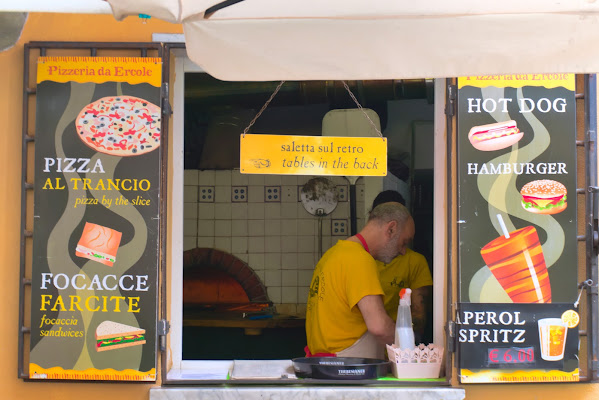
<box><xmin>300</xmin><ymin>177</ymin><xmax>338</xmax><ymax>216</ymax></box>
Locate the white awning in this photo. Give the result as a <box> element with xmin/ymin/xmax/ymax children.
<box><xmin>106</xmin><ymin>1</ymin><xmax>599</xmax><ymax>80</ymax></box>
<box><xmin>0</xmin><ymin>0</ymin><xmax>112</xmax><ymax>14</ymax></box>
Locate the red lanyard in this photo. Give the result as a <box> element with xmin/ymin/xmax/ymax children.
<box><xmin>355</xmin><ymin>233</ymin><xmax>370</xmax><ymax>254</ymax></box>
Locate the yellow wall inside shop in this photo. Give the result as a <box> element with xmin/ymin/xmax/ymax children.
<box><xmin>0</xmin><ymin>12</ymin><xmax>181</xmax><ymax>400</ymax></box>
<box><xmin>2</xmin><ymin>11</ymin><xmax>599</xmax><ymax>400</ymax></box>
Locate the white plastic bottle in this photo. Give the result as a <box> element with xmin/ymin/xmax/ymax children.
<box><xmin>394</xmin><ymin>288</ymin><xmax>416</xmax><ymax>350</ymax></box>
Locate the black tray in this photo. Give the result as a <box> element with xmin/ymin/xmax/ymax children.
<box><xmin>292</xmin><ymin>357</ymin><xmax>390</xmax><ymax>380</ymax></box>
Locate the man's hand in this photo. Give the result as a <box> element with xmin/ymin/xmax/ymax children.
<box><xmin>411</xmin><ymin>285</ymin><xmax>432</xmax><ymax>344</ymax></box>
<box><xmin>357</xmin><ymin>295</ymin><xmax>395</xmax><ymax>345</ymax></box>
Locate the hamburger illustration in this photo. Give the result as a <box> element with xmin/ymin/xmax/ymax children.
<box><xmin>520</xmin><ymin>179</ymin><xmax>567</xmax><ymax>215</ymax></box>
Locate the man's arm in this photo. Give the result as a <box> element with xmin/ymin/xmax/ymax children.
<box><xmin>411</xmin><ymin>285</ymin><xmax>432</xmax><ymax>344</ymax></box>
<box><xmin>357</xmin><ymin>295</ymin><xmax>395</xmax><ymax>346</ymax></box>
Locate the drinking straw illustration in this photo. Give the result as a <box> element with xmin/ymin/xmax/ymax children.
<box><xmin>497</xmin><ymin>213</ymin><xmax>510</xmax><ymax>239</ymax></box>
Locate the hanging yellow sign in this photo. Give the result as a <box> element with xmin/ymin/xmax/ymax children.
<box><xmin>240</xmin><ymin>134</ymin><xmax>387</xmax><ymax>176</ymax></box>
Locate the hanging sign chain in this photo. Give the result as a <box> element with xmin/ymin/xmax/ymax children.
<box><xmin>242</xmin><ymin>80</ymin><xmax>286</xmax><ymax>137</ymax></box>
<box><xmin>241</xmin><ymin>80</ymin><xmax>384</xmax><ymax>139</ymax></box>
<box><xmin>341</xmin><ymin>81</ymin><xmax>384</xmax><ymax>138</ymax></box>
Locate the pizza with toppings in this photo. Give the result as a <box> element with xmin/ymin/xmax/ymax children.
<box><xmin>76</xmin><ymin>96</ymin><xmax>161</xmax><ymax>157</ymax></box>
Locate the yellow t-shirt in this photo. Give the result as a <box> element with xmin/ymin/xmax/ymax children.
<box><xmin>376</xmin><ymin>248</ymin><xmax>433</xmax><ymax>321</ymax></box>
<box><xmin>305</xmin><ymin>240</ymin><xmax>384</xmax><ymax>354</ymax></box>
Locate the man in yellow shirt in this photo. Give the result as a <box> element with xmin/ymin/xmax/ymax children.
<box><xmin>305</xmin><ymin>202</ymin><xmax>415</xmax><ymax>358</ymax></box>
<box><xmin>372</xmin><ymin>190</ymin><xmax>433</xmax><ymax>345</ymax></box>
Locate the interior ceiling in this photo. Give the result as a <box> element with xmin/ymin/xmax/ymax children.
<box><xmin>184</xmin><ymin>76</ymin><xmax>435</xmax><ymax>108</ymax></box>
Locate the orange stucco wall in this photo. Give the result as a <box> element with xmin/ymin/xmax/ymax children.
<box><xmin>2</xmin><ymin>11</ymin><xmax>599</xmax><ymax>400</ymax></box>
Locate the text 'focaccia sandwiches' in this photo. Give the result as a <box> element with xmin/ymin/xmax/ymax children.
<box><xmin>96</xmin><ymin>320</ymin><xmax>146</xmax><ymax>352</ymax></box>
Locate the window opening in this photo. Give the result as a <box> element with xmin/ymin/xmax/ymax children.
<box><xmin>179</xmin><ymin>73</ymin><xmax>438</xmax><ymax>375</ymax></box>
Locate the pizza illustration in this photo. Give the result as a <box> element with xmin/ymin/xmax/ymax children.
<box><xmin>76</xmin><ymin>96</ymin><xmax>161</xmax><ymax>157</ymax></box>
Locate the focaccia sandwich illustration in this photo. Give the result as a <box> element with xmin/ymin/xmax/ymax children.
<box><xmin>96</xmin><ymin>320</ymin><xmax>146</xmax><ymax>352</ymax></box>
<box><xmin>75</xmin><ymin>222</ymin><xmax>122</xmax><ymax>267</ymax></box>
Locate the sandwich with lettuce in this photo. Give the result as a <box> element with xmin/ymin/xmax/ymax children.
<box><xmin>96</xmin><ymin>321</ymin><xmax>146</xmax><ymax>352</ymax></box>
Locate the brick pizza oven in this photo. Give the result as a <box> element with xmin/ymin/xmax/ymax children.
<box><xmin>183</xmin><ymin>247</ymin><xmax>270</xmax><ymax>310</ymax></box>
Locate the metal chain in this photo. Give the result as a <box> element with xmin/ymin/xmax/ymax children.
<box><xmin>342</xmin><ymin>81</ymin><xmax>383</xmax><ymax>138</ymax></box>
<box><xmin>242</xmin><ymin>80</ymin><xmax>383</xmax><ymax>138</ymax></box>
<box><xmin>242</xmin><ymin>80</ymin><xmax>286</xmax><ymax>137</ymax></box>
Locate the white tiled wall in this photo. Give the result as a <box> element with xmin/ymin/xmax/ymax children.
<box><xmin>183</xmin><ymin>169</ymin><xmax>366</xmax><ymax>316</ymax></box>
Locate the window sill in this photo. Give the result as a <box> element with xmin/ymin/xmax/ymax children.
<box><xmin>151</xmin><ymin>386</ymin><xmax>465</xmax><ymax>400</ymax></box>
<box><xmin>166</xmin><ymin>361</ymin><xmax>451</xmax><ymax>385</ymax></box>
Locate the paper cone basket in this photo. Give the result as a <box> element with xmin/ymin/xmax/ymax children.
<box><xmin>386</xmin><ymin>343</ymin><xmax>443</xmax><ymax>379</ymax></box>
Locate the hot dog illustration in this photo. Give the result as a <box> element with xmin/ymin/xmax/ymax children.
<box><xmin>468</xmin><ymin>120</ymin><xmax>523</xmax><ymax>151</ymax></box>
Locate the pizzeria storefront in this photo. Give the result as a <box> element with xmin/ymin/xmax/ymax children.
<box><xmin>3</xmin><ymin>2</ymin><xmax>599</xmax><ymax>400</ymax></box>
